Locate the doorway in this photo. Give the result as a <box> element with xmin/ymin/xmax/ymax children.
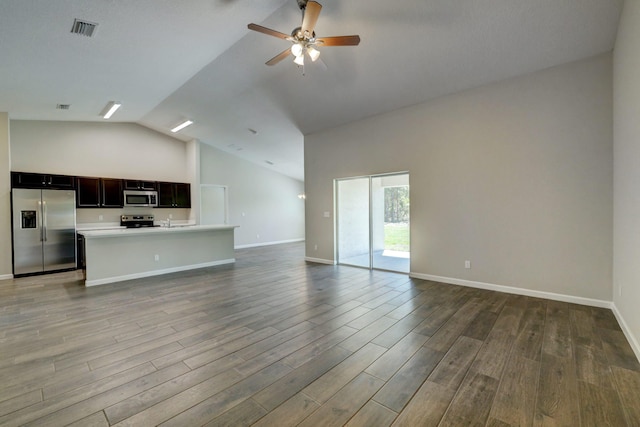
<box><xmin>336</xmin><ymin>172</ymin><xmax>410</xmax><ymax>273</ymax></box>
<box><xmin>200</xmin><ymin>185</ymin><xmax>228</xmax><ymax>225</ymax></box>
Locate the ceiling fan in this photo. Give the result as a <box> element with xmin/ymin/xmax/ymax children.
<box><xmin>248</xmin><ymin>0</ymin><xmax>360</xmax><ymax>67</ymax></box>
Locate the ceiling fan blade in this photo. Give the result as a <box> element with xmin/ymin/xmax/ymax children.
<box><xmin>266</xmin><ymin>48</ymin><xmax>292</xmax><ymax>66</ymax></box>
<box><xmin>301</xmin><ymin>1</ymin><xmax>322</xmax><ymax>35</ymax></box>
<box><xmin>248</xmin><ymin>23</ymin><xmax>290</xmax><ymax>40</ymax></box>
<box><xmin>316</xmin><ymin>35</ymin><xmax>361</xmax><ymax>46</ymax></box>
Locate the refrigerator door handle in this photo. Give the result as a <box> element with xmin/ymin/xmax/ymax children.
<box><xmin>42</xmin><ymin>201</ymin><xmax>47</xmax><ymax>242</ymax></box>
<box><xmin>38</xmin><ymin>200</ymin><xmax>44</xmax><ymax>242</ymax></box>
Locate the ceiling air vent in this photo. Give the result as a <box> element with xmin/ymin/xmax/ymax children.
<box><xmin>70</xmin><ymin>19</ymin><xmax>98</xmax><ymax>37</ymax></box>
<box><xmin>56</xmin><ymin>104</ymin><xmax>70</xmax><ymax>110</ymax></box>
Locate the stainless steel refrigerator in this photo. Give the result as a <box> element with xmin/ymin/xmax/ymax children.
<box><xmin>12</xmin><ymin>188</ymin><xmax>77</xmax><ymax>275</ymax></box>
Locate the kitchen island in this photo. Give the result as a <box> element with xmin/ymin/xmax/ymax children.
<box><xmin>78</xmin><ymin>225</ymin><xmax>237</xmax><ymax>286</ymax></box>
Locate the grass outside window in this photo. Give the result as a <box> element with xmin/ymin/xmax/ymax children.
<box><xmin>384</xmin><ymin>222</ymin><xmax>409</xmax><ymax>252</ymax></box>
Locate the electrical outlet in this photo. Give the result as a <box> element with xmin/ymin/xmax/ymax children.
<box><xmin>98</xmin><ymin>215</ymin><xmax>103</xmax><ymax>221</ymax></box>
<box><xmin>169</xmin><ymin>214</ymin><xmax>173</xmax><ymax>219</ymax></box>
<box><xmin>465</xmin><ymin>260</ymin><xmax>471</xmax><ymax>269</ymax></box>
<box><xmin>256</xmin><ymin>234</ymin><xmax>260</xmax><ymax>239</ymax></box>
<box><xmin>323</xmin><ymin>211</ymin><xmax>330</xmax><ymax>218</ymax></box>
<box><xmin>154</xmin><ymin>254</ymin><xmax>160</xmax><ymax>262</ymax></box>
<box><xmin>314</xmin><ymin>244</ymin><xmax>318</xmax><ymax>251</ymax></box>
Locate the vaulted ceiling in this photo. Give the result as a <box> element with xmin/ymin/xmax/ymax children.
<box><xmin>0</xmin><ymin>0</ymin><xmax>623</xmax><ymax>181</ymax></box>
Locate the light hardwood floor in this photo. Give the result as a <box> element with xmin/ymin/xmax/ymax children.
<box><xmin>1</xmin><ymin>242</ymin><xmax>639</xmax><ymax>426</ymax></box>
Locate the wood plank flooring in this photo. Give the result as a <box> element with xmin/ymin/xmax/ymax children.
<box><xmin>1</xmin><ymin>242</ymin><xmax>639</xmax><ymax>426</ymax></box>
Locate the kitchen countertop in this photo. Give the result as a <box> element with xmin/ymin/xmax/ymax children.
<box><xmin>77</xmin><ymin>221</ymin><xmax>197</xmax><ymax>231</ymax></box>
<box><xmin>78</xmin><ymin>224</ymin><xmax>237</xmax><ymax>238</ymax></box>
<box><xmin>77</xmin><ymin>225</ymin><xmax>125</xmax><ymax>231</ymax></box>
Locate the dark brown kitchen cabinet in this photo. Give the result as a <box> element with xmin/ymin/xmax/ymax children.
<box><xmin>157</xmin><ymin>182</ymin><xmax>191</xmax><ymax>208</ymax></box>
<box><xmin>76</xmin><ymin>177</ymin><xmax>123</xmax><ymax>208</ymax></box>
<box><xmin>101</xmin><ymin>178</ymin><xmax>124</xmax><ymax>207</ymax></box>
<box><xmin>12</xmin><ymin>172</ymin><xmax>75</xmax><ymax>189</ymax></box>
<box><xmin>76</xmin><ymin>177</ymin><xmax>100</xmax><ymax>207</ymax></box>
<box><xmin>124</xmin><ymin>180</ymin><xmax>156</xmax><ymax>191</ymax></box>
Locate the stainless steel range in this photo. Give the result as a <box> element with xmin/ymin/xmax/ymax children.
<box><xmin>120</xmin><ymin>214</ymin><xmax>155</xmax><ymax>228</ymax></box>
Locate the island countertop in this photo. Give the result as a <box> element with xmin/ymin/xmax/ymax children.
<box><xmin>79</xmin><ymin>224</ymin><xmax>238</xmax><ymax>238</ymax></box>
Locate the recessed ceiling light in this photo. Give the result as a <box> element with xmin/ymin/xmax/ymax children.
<box><xmin>100</xmin><ymin>101</ymin><xmax>121</xmax><ymax>119</ymax></box>
<box><xmin>171</xmin><ymin>119</ymin><xmax>194</xmax><ymax>133</ymax></box>
<box><xmin>265</xmin><ymin>160</ymin><xmax>274</xmax><ymax>165</ymax></box>
<box><xmin>248</xmin><ymin>128</ymin><xmax>258</xmax><ymax>135</ymax></box>
<box><xmin>56</xmin><ymin>104</ymin><xmax>71</xmax><ymax>110</ymax></box>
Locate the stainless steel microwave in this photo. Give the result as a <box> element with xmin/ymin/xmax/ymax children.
<box><xmin>123</xmin><ymin>190</ymin><xmax>158</xmax><ymax>207</ymax></box>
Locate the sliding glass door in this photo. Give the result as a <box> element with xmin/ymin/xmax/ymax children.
<box><xmin>372</xmin><ymin>174</ymin><xmax>410</xmax><ymax>272</ymax></box>
<box><xmin>336</xmin><ymin>177</ymin><xmax>371</xmax><ymax>268</ymax></box>
<box><xmin>336</xmin><ymin>173</ymin><xmax>410</xmax><ymax>273</ymax></box>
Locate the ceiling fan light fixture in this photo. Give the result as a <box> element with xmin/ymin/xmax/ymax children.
<box><xmin>307</xmin><ymin>46</ymin><xmax>320</xmax><ymax>62</ymax></box>
<box><xmin>294</xmin><ymin>54</ymin><xmax>305</xmax><ymax>66</ymax></box>
<box><xmin>291</xmin><ymin>42</ymin><xmax>304</xmax><ymax>57</ymax></box>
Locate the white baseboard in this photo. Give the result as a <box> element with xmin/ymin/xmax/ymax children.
<box><xmin>611</xmin><ymin>303</ymin><xmax>640</xmax><ymax>363</ymax></box>
<box><xmin>305</xmin><ymin>257</ymin><xmax>336</xmax><ymax>265</ymax></box>
<box><xmin>235</xmin><ymin>238</ymin><xmax>304</xmax><ymax>249</ymax></box>
<box><xmin>85</xmin><ymin>259</ymin><xmax>235</xmax><ymax>287</ymax></box>
<box><xmin>0</xmin><ymin>274</ymin><xmax>13</xmax><ymax>281</ymax></box>
<box><xmin>409</xmin><ymin>272</ymin><xmax>612</xmax><ymax>309</ymax></box>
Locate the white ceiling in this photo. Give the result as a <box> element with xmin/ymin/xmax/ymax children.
<box><xmin>0</xmin><ymin>0</ymin><xmax>623</xmax><ymax>181</ymax></box>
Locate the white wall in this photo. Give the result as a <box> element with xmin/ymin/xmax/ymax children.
<box><xmin>10</xmin><ymin>121</ymin><xmax>189</xmax><ymax>182</ymax></box>
<box><xmin>613</xmin><ymin>0</ymin><xmax>640</xmax><ymax>358</ymax></box>
<box><xmin>200</xmin><ymin>143</ymin><xmax>305</xmax><ymax>248</ymax></box>
<box><xmin>306</xmin><ymin>53</ymin><xmax>613</xmax><ymax>302</ymax></box>
<box><xmin>0</xmin><ymin>113</ymin><xmax>11</xmax><ymax>278</ymax></box>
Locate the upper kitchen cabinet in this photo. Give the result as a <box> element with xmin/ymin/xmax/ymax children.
<box><xmin>12</xmin><ymin>172</ymin><xmax>75</xmax><ymax>189</ymax></box>
<box><xmin>76</xmin><ymin>177</ymin><xmax>123</xmax><ymax>208</ymax></box>
<box><xmin>157</xmin><ymin>182</ymin><xmax>191</xmax><ymax>208</ymax></box>
<box><xmin>76</xmin><ymin>177</ymin><xmax>100</xmax><ymax>207</ymax></box>
<box><xmin>101</xmin><ymin>178</ymin><xmax>124</xmax><ymax>207</ymax></box>
<box><xmin>124</xmin><ymin>180</ymin><xmax>157</xmax><ymax>191</ymax></box>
